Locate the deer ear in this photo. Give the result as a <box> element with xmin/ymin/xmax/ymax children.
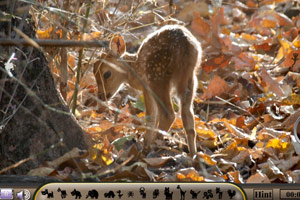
<box><xmin>110</xmin><ymin>34</ymin><xmax>126</xmax><ymax>56</ymax></box>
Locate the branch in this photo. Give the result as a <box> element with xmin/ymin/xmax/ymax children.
<box><xmin>0</xmin><ymin>39</ymin><xmax>108</xmax><ymax>48</ymax></box>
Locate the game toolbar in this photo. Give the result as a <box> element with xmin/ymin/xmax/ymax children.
<box><xmin>2</xmin><ymin>183</ymin><xmax>300</xmax><ymax>200</ymax></box>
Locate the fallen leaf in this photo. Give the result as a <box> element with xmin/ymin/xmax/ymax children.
<box><xmin>260</xmin><ymin>69</ymin><xmax>285</xmax><ymax>97</ymax></box>
<box><xmin>247</xmin><ymin>172</ymin><xmax>271</xmax><ymax>183</ymax></box>
<box><xmin>201</xmin><ymin>75</ymin><xmax>230</xmax><ymax>99</ymax></box>
<box><xmin>191</xmin><ymin>12</ymin><xmax>210</xmax><ymax>36</ymax></box>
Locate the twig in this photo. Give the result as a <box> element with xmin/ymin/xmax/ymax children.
<box><xmin>215</xmin><ymin>96</ymin><xmax>265</xmax><ymax>128</ymax></box>
<box><xmin>72</xmin><ymin>0</ymin><xmax>92</xmax><ymax>114</ymax></box>
<box><xmin>0</xmin><ymin>39</ymin><xmax>108</xmax><ymax>48</ymax></box>
<box><xmin>0</xmin><ymin>156</ymin><xmax>34</xmax><ymax>174</ymax></box>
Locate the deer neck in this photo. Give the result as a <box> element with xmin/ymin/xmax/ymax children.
<box><xmin>121</xmin><ymin>53</ymin><xmax>137</xmax><ymax>68</ymax></box>
<box><xmin>121</xmin><ymin>53</ymin><xmax>143</xmax><ymax>90</ymax></box>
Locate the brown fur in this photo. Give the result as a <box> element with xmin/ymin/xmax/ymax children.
<box><xmin>93</xmin><ymin>25</ymin><xmax>202</xmax><ymax>155</ymax></box>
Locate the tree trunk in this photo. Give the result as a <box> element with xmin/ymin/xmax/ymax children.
<box><xmin>0</xmin><ymin>1</ymin><xmax>92</xmax><ymax>174</ymax></box>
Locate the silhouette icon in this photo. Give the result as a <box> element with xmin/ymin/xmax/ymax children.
<box><xmin>41</xmin><ymin>189</ymin><xmax>54</xmax><ymax>198</ymax></box>
<box><xmin>57</xmin><ymin>188</ymin><xmax>67</xmax><ymax>199</ymax></box>
<box><xmin>164</xmin><ymin>187</ymin><xmax>173</xmax><ymax>200</ymax></box>
<box><xmin>153</xmin><ymin>189</ymin><xmax>159</xmax><ymax>199</ymax></box>
<box><xmin>227</xmin><ymin>189</ymin><xmax>236</xmax><ymax>199</ymax></box>
<box><xmin>116</xmin><ymin>190</ymin><xmax>123</xmax><ymax>199</ymax></box>
<box><xmin>203</xmin><ymin>189</ymin><xmax>213</xmax><ymax>199</ymax></box>
<box><xmin>71</xmin><ymin>189</ymin><xmax>82</xmax><ymax>199</ymax></box>
<box><xmin>139</xmin><ymin>187</ymin><xmax>146</xmax><ymax>198</ymax></box>
<box><xmin>127</xmin><ymin>191</ymin><xmax>134</xmax><ymax>198</ymax></box>
<box><xmin>216</xmin><ymin>188</ymin><xmax>223</xmax><ymax>199</ymax></box>
<box><xmin>86</xmin><ymin>190</ymin><xmax>99</xmax><ymax>199</ymax></box>
<box><xmin>177</xmin><ymin>185</ymin><xmax>186</xmax><ymax>200</ymax></box>
<box><xmin>104</xmin><ymin>191</ymin><xmax>115</xmax><ymax>198</ymax></box>
<box><xmin>190</xmin><ymin>190</ymin><xmax>200</xmax><ymax>199</ymax></box>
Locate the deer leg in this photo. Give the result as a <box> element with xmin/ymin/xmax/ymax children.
<box><xmin>181</xmin><ymin>77</ymin><xmax>197</xmax><ymax>156</ymax></box>
<box><xmin>156</xmin><ymin>90</ymin><xmax>175</xmax><ymax>134</ymax></box>
<box><xmin>143</xmin><ymin>89</ymin><xmax>158</xmax><ymax>149</ymax></box>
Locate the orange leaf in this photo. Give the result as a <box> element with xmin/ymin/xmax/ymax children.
<box><xmin>211</xmin><ymin>7</ymin><xmax>226</xmax><ymax>33</ymax></box>
<box><xmin>201</xmin><ymin>75</ymin><xmax>229</xmax><ymax>100</ymax></box>
<box><xmin>280</xmin><ymin>49</ymin><xmax>300</xmax><ymax>69</ymax></box>
<box><xmin>67</xmin><ymin>54</ymin><xmax>76</xmax><ymax>69</ymax></box>
<box><xmin>199</xmin><ymin>152</ymin><xmax>217</xmax><ymax>166</ymax></box>
<box><xmin>275</xmin><ymin>47</ymin><xmax>285</xmax><ymax>63</ymax></box>
<box><xmin>55</xmin><ymin>29</ymin><xmax>63</xmax><ymax>39</ymax></box>
<box><xmin>232</xmin><ymin>52</ymin><xmax>256</xmax><ymax>70</ymax></box>
<box><xmin>261</xmin><ymin>0</ymin><xmax>291</xmax><ymax>5</ymax></box>
<box><xmin>215</xmin><ymin>55</ymin><xmax>226</xmax><ymax>64</ymax></box>
<box><xmin>202</xmin><ymin>55</ymin><xmax>231</xmax><ymax>72</ymax></box>
<box><xmin>260</xmin><ymin>69</ymin><xmax>285</xmax><ymax>97</ymax></box>
<box><xmin>196</xmin><ymin>128</ymin><xmax>216</xmax><ymax>139</ymax></box>
<box><xmin>191</xmin><ymin>12</ymin><xmax>210</xmax><ymax>36</ymax></box>
<box><xmin>241</xmin><ymin>33</ymin><xmax>257</xmax><ymax>42</ymax></box>
<box><xmin>275</xmin><ymin>38</ymin><xmax>292</xmax><ymax>63</ymax></box>
<box><xmin>282</xmin><ymin>93</ymin><xmax>300</xmax><ymax>105</ymax></box>
<box><xmin>220</xmin><ymin>35</ymin><xmax>242</xmax><ymax>54</ymax></box>
<box><xmin>137</xmin><ymin>112</ymin><xmax>145</xmax><ymax>118</ymax></box>
<box><xmin>236</xmin><ymin>116</ymin><xmax>246</xmax><ymax>129</ymax></box>
<box><xmin>36</xmin><ymin>27</ymin><xmax>53</xmax><ymax>39</ymax></box>
<box><xmin>86</xmin><ymin>125</ymin><xmax>102</xmax><ymax>134</ymax></box>
<box><xmin>246</xmin><ymin>0</ymin><xmax>258</xmax><ymax>8</ymax></box>
<box><xmin>247</xmin><ymin>172</ymin><xmax>270</xmax><ymax>183</ymax></box>
<box><xmin>293</xmin><ymin>35</ymin><xmax>300</xmax><ymax>48</ymax></box>
<box><xmin>228</xmin><ymin>171</ymin><xmax>243</xmax><ymax>183</ymax></box>
<box><xmin>172</xmin><ymin>116</ymin><xmax>183</xmax><ymax>129</ymax></box>
<box><xmin>82</xmin><ymin>31</ymin><xmax>102</xmax><ymax>41</ymax></box>
<box><xmin>274</xmin><ymin>12</ymin><xmax>294</xmax><ymax>27</ymax></box>
<box><xmin>252</xmin><ymin>42</ymin><xmax>272</xmax><ymax>52</ymax></box>
<box><xmin>177</xmin><ymin>173</ymin><xmax>186</xmax><ymax>180</ymax></box>
<box><xmin>261</xmin><ymin>19</ymin><xmax>277</xmax><ymax>28</ymax></box>
<box><xmin>186</xmin><ymin>170</ymin><xmax>205</xmax><ymax>181</ymax></box>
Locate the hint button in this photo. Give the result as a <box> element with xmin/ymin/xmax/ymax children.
<box><xmin>254</xmin><ymin>189</ymin><xmax>273</xmax><ymax>200</ymax></box>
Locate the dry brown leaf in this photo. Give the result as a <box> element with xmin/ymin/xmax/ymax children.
<box><xmin>46</xmin><ymin>148</ymin><xmax>88</xmax><ymax>169</ymax></box>
<box><xmin>281</xmin><ymin>109</ymin><xmax>300</xmax><ymax>130</ymax></box>
<box><xmin>281</xmin><ymin>49</ymin><xmax>300</xmax><ymax>71</ymax></box>
<box><xmin>177</xmin><ymin>2</ymin><xmax>209</xmax><ymax>22</ymax></box>
<box><xmin>202</xmin><ymin>55</ymin><xmax>231</xmax><ymax>72</ymax></box>
<box><xmin>143</xmin><ymin>157</ymin><xmax>173</xmax><ymax>168</ymax></box>
<box><xmin>232</xmin><ymin>52</ymin><xmax>256</xmax><ymax>71</ymax></box>
<box><xmin>227</xmin><ymin>171</ymin><xmax>243</xmax><ymax>183</ymax></box>
<box><xmin>232</xmin><ymin>149</ymin><xmax>251</xmax><ymax>164</ymax></box>
<box><xmin>191</xmin><ymin>12</ymin><xmax>210</xmax><ymax>36</ymax></box>
<box><xmin>28</xmin><ymin>167</ymin><xmax>57</xmax><ymax>176</ymax></box>
<box><xmin>247</xmin><ymin>172</ymin><xmax>271</xmax><ymax>183</ymax></box>
<box><xmin>260</xmin><ymin>69</ymin><xmax>285</xmax><ymax>97</ymax></box>
<box><xmin>201</xmin><ymin>75</ymin><xmax>230</xmax><ymax>100</ymax></box>
<box><xmin>250</xmin><ymin>149</ymin><xmax>264</xmax><ymax>160</ymax></box>
<box><xmin>275</xmin><ymin>37</ymin><xmax>293</xmax><ymax>63</ymax></box>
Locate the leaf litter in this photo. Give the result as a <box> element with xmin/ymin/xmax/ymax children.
<box><xmin>29</xmin><ymin>0</ymin><xmax>300</xmax><ymax>183</ymax></box>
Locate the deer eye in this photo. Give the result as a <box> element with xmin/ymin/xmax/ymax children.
<box><xmin>103</xmin><ymin>71</ymin><xmax>111</xmax><ymax>79</ymax></box>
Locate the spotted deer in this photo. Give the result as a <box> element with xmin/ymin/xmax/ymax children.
<box><xmin>93</xmin><ymin>25</ymin><xmax>202</xmax><ymax>156</ymax></box>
